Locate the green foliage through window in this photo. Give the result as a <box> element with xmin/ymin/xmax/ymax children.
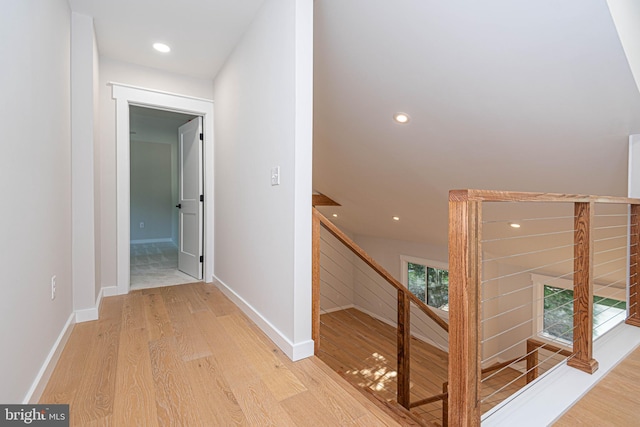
<box><xmin>542</xmin><ymin>285</ymin><xmax>626</xmax><ymax>342</ymax></box>
<box><xmin>407</xmin><ymin>262</ymin><xmax>449</xmax><ymax>311</ymax></box>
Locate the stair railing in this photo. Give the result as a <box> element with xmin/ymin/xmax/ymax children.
<box><xmin>312</xmin><ymin>208</ymin><xmax>449</xmax><ymax>410</ymax></box>
<box><xmin>448</xmin><ymin>189</ymin><xmax>640</xmax><ymax>425</ymax></box>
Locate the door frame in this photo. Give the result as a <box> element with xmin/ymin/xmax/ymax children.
<box><xmin>111</xmin><ymin>83</ymin><xmax>214</xmax><ymax>295</ymax></box>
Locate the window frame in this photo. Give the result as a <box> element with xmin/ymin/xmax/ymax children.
<box><xmin>531</xmin><ymin>273</ymin><xmax>627</xmax><ymax>347</ymax></box>
<box><xmin>400</xmin><ymin>255</ymin><xmax>449</xmax><ymax>321</ymax></box>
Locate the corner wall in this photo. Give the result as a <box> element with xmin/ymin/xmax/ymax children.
<box><xmin>213</xmin><ymin>0</ymin><xmax>314</xmax><ymax>360</ymax></box>
<box><xmin>0</xmin><ymin>0</ymin><xmax>73</xmax><ymax>402</ymax></box>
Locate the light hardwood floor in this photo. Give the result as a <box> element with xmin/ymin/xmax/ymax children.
<box><xmin>554</xmin><ymin>345</ymin><xmax>640</xmax><ymax>426</ymax></box>
<box><xmin>39</xmin><ymin>283</ymin><xmax>401</xmax><ymax>426</ymax></box>
<box><xmin>318</xmin><ymin>308</ymin><xmax>526</xmax><ymax>426</ymax></box>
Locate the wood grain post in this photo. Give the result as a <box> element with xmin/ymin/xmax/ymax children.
<box><xmin>442</xmin><ymin>382</ymin><xmax>449</xmax><ymax>427</ymax></box>
<box><xmin>312</xmin><ymin>209</ymin><xmax>321</xmax><ymax>355</ymax></box>
<box><xmin>567</xmin><ymin>202</ymin><xmax>599</xmax><ymax>374</ymax></box>
<box><xmin>397</xmin><ymin>289</ymin><xmax>411</xmax><ymax>409</ymax></box>
<box><xmin>525</xmin><ymin>340</ymin><xmax>539</xmax><ymax>384</ymax></box>
<box><xmin>448</xmin><ymin>191</ymin><xmax>482</xmax><ymax>426</ymax></box>
<box><xmin>627</xmin><ymin>204</ymin><xmax>640</xmax><ymax>327</ymax></box>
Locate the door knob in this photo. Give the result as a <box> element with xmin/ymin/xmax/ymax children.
<box><xmin>175</xmin><ymin>204</ymin><xmax>182</xmax><ymax>209</ymax></box>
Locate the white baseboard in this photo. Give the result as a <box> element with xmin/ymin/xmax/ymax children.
<box><xmin>130</xmin><ymin>238</ymin><xmax>173</xmax><ymax>244</ymax></box>
<box><xmin>75</xmin><ymin>286</ymin><xmax>117</xmax><ymax>323</ymax></box>
<box><xmin>320</xmin><ymin>304</ymin><xmax>355</xmax><ymax>314</ymax></box>
<box><xmin>214</xmin><ymin>277</ymin><xmax>314</xmax><ymax>361</ymax></box>
<box><xmin>355</xmin><ymin>305</ymin><xmax>449</xmax><ymax>353</ymax></box>
<box><xmin>24</xmin><ymin>313</ymin><xmax>75</xmax><ymax>404</ymax></box>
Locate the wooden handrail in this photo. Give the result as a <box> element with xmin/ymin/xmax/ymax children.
<box><xmin>314</xmin><ymin>208</ymin><xmax>449</xmax><ymax>332</ymax></box>
<box><xmin>448</xmin><ymin>189</ymin><xmax>640</xmax><ymax>426</ymax></box>
<box><xmin>450</xmin><ymin>189</ymin><xmax>640</xmax><ymax>205</ymax></box>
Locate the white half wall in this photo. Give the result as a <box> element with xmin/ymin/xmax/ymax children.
<box><xmin>213</xmin><ymin>0</ymin><xmax>314</xmax><ymax>360</ymax></box>
<box><xmin>0</xmin><ymin>0</ymin><xmax>73</xmax><ymax>402</ymax></box>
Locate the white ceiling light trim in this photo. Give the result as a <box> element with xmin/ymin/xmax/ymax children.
<box><xmin>153</xmin><ymin>42</ymin><xmax>171</xmax><ymax>53</ymax></box>
<box><xmin>393</xmin><ymin>112</ymin><xmax>410</xmax><ymax>124</ymax></box>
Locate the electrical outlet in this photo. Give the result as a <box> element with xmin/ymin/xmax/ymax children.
<box><xmin>51</xmin><ymin>276</ymin><xmax>56</xmax><ymax>300</ymax></box>
<box><xmin>139</xmin><ymin>222</ymin><xmax>145</xmax><ymax>229</ymax></box>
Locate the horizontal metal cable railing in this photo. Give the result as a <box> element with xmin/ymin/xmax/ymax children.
<box><xmin>312</xmin><ymin>208</ymin><xmax>450</xmax><ymax>426</ymax></box>
<box><xmin>448</xmin><ymin>190</ymin><xmax>640</xmax><ymax>426</ymax></box>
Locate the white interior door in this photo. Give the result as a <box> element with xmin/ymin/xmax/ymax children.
<box><xmin>177</xmin><ymin>117</ymin><xmax>203</xmax><ymax>280</ymax></box>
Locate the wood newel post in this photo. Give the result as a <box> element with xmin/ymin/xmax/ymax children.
<box><xmin>442</xmin><ymin>382</ymin><xmax>449</xmax><ymax>427</ymax></box>
<box><xmin>567</xmin><ymin>202</ymin><xmax>599</xmax><ymax>374</ymax></box>
<box><xmin>312</xmin><ymin>209</ymin><xmax>321</xmax><ymax>355</ymax></box>
<box><xmin>397</xmin><ymin>289</ymin><xmax>411</xmax><ymax>409</ymax></box>
<box><xmin>626</xmin><ymin>204</ymin><xmax>640</xmax><ymax>327</ymax></box>
<box><xmin>525</xmin><ymin>340</ymin><xmax>539</xmax><ymax>384</ymax></box>
<box><xmin>448</xmin><ymin>191</ymin><xmax>482</xmax><ymax>426</ymax></box>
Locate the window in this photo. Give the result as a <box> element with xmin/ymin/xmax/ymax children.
<box><xmin>401</xmin><ymin>256</ymin><xmax>449</xmax><ymax>312</ymax></box>
<box><xmin>533</xmin><ymin>274</ymin><xmax>626</xmax><ymax>344</ymax></box>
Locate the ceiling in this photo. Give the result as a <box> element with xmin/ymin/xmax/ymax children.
<box><xmin>71</xmin><ymin>0</ymin><xmax>640</xmax><ymax>251</ymax></box>
<box><xmin>69</xmin><ymin>0</ymin><xmax>265</xmax><ymax>78</ymax></box>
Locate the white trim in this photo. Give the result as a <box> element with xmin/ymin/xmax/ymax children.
<box><xmin>214</xmin><ymin>277</ymin><xmax>314</xmax><ymax>361</ymax></box>
<box><xmin>320</xmin><ymin>304</ymin><xmax>355</xmax><ymax>314</ymax></box>
<box><xmin>75</xmin><ymin>286</ymin><xmax>117</xmax><ymax>323</ymax></box>
<box><xmin>23</xmin><ymin>313</ymin><xmax>76</xmax><ymax>404</ymax></box>
<box><xmin>111</xmin><ymin>83</ymin><xmax>215</xmax><ymax>295</ymax></box>
<box><xmin>130</xmin><ymin>238</ymin><xmax>173</xmax><ymax>244</ymax></box>
<box><xmin>531</xmin><ymin>273</ymin><xmax>627</xmax><ymax>345</ymax></box>
<box><xmin>483</xmin><ymin>322</ymin><xmax>640</xmax><ymax>426</ymax></box>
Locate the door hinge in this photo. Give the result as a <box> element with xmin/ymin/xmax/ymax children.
<box><xmin>200</xmin><ymin>194</ymin><xmax>204</xmax><ymax>202</ymax></box>
<box><xmin>199</xmin><ymin>133</ymin><xmax>203</xmax><ymax>141</ymax></box>
<box><xmin>199</xmin><ymin>255</ymin><xmax>203</xmax><ymax>263</ymax></box>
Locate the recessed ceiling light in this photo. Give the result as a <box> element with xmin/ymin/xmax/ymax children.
<box><xmin>393</xmin><ymin>112</ymin><xmax>410</xmax><ymax>124</ymax></box>
<box><xmin>393</xmin><ymin>216</ymin><xmax>400</xmax><ymax>221</ymax></box>
<box><xmin>509</xmin><ymin>222</ymin><xmax>521</xmax><ymax>228</ymax></box>
<box><xmin>332</xmin><ymin>214</ymin><xmax>338</xmax><ymax>218</ymax></box>
<box><xmin>153</xmin><ymin>42</ymin><xmax>171</xmax><ymax>53</ymax></box>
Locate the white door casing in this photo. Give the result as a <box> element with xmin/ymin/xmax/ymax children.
<box><xmin>112</xmin><ymin>83</ymin><xmax>214</xmax><ymax>295</ymax></box>
<box><xmin>178</xmin><ymin>117</ymin><xmax>203</xmax><ymax>279</ymax></box>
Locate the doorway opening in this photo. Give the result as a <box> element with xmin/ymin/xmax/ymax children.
<box><xmin>129</xmin><ymin>106</ymin><xmax>202</xmax><ymax>290</ymax></box>
<box><xmin>112</xmin><ymin>83</ymin><xmax>214</xmax><ymax>296</ymax></box>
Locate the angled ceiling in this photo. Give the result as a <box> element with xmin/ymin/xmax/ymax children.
<box><xmin>313</xmin><ymin>0</ymin><xmax>640</xmax><ymax>247</ymax></box>
<box><xmin>69</xmin><ymin>0</ymin><xmax>265</xmax><ymax>78</ymax></box>
<box><xmin>71</xmin><ymin>0</ymin><xmax>640</xmax><ymax>250</ymax></box>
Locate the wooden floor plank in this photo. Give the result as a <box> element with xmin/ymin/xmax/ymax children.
<box><xmin>554</xmin><ymin>345</ymin><xmax>640</xmax><ymax>426</ymax></box>
<box><xmin>71</xmin><ymin>296</ymin><xmax>123</xmax><ymax>425</ymax></box>
<box><xmin>112</xmin><ymin>326</ymin><xmax>159</xmax><ymax>427</ymax></box>
<box><xmin>143</xmin><ymin>291</ymin><xmax>174</xmax><ymax>341</ymax></box>
<box><xmin>164</xmin><ymin>298</ymin><xmax>213</xmax><ymax>361</ymax></box>
<box><xmin>184</xmin><ymin>356</ymin><xmax>250</xmax><ymax>426</ymax></box>
<box><xmin>149</xmin><ymin>336</ymin><xmax>204</xmax><ymax>426</ymax></box>
<box><xmin>41</xmin><ymin>283</ymin><xmax>403</xmax><ymax>426</ymax></box>
<box><xmin>40</xmin><ymin>322</ymin><xmax>94</xmax><ymax>405</ymax></box>
<box><xmin>218</xmin><ymin>313</ymin><xmax>307</xmax><ymax>401</ymax></box>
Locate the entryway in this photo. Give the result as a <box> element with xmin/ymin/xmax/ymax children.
<box><xmin>129</xmin><ymin>106</ymin><xmax>203</xmax><ymax>290</ymax></box>
<box><xmin>111</xmin><ymin>83</ymin><xmax>214</xmax><ymax>295</ymax></box>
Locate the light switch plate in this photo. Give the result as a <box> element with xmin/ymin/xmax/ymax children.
<box><xmin>271</xmin><ymin>166</ymin><xmax>280</xmax><ymax>186</ymax></box>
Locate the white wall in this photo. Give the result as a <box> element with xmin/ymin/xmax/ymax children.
<box><xmin>98</xmin><ymin>58</ymin><xmax>214</xmax><ymax>289</ymax></box>
<box><xmin>354</xmin><ymin>234</ymin><xmax>450</xmax><ymax>349</ymax></box>
<box><xmin>130</xmin><ymin>141</ymin><xmax>173</xmax><ymax>241</ymax></box>
<box><xmin>0</xmin><ymin>0</ymin><xmax>73</xmax><ymax>402</ymax></box>
<box><xmin>71</xmin><ymin>12</ymin><xmax>98</xmax><ymax>312</ymax></box>
<box><xmin>319</xmin><ymin>227</ymin><xmax>356</xmax><ymax>311</ymax></box>
<box><xmin>607</xmin><ymin>0</ymin><xmax>640</xmax><ymax>95</ymax></box>
<box><xmin>213</xmin><ymin>0</ymin><xmax>314</xmax><ymax>360</ymax></box>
